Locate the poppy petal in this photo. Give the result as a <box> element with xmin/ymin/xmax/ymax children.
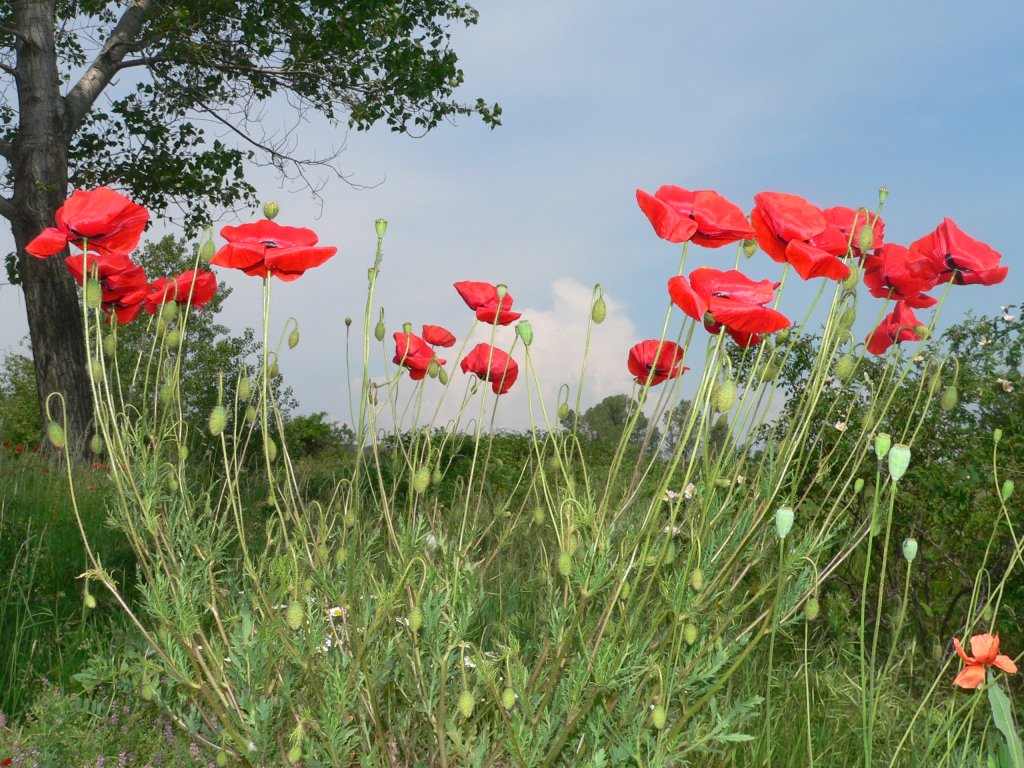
<box><xmin>667</xmin><ymin>275</ymin><xmax>708</xmax><ymax>322</ymax></box>
<box><xmin>636</xmin><ymin>187</ymin><xmax>700</xmax><ymax>243</ymax></box>
<box><xmin>25</xmin><ymin>227</ymin><xmax>70</xmax><ymax>257</ymax></box>
<box><xmin>993</xmin><ymin>654</ymin><xmax>1018</xmax><ymax>675</ymax></box>
<box><xmin>951</xmin><ymin>664</ymin><xmax>985</xmax><ymax>689</ymax></box>
<box><xmin>264</xmin><ymin>246</ymin><xmax>337</xmax><ymax>277</ymax></box>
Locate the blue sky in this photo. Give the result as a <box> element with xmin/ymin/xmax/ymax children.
<box><xmin>2</xmin><ymin>1</ymin><xmax>1022</xmax><ymax>428</ymax></box>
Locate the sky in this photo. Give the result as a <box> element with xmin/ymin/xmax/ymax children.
<box><xmin>2</xmin><ymin>0</ymin><xmax>1023</xmax><ymax>430</ymax></box>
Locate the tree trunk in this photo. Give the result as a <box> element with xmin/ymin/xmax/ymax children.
<box><xmin>10</xmin><ymin>0</ymin><xmax>93</xmax><ymax>453</ymax></box>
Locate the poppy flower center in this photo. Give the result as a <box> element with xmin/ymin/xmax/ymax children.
<box><xmin>262</xmin><ymin>240</ymin><xmax>281</xmax><ymax>248</ymax></box>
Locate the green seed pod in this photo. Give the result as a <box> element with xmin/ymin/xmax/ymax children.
<box><xmin>591</xmin><ymin>297</ymin><xmax>607</xmax><ymax>324</ymax></box>
<box><xmin>684</xmin><ymin>622</ymin><xmax>698</xmax><ymax>645</ymax></box>
<box><xmin>838</xmin><ymin>304</ymin><xmax>856</xmax><ymax>332</ymax></box>
<box><xmin>178</xmin><ymin>444</ymin><xmax>188</xmax><ymax>462</ymax></box>
<box><xmin>805</xmin><ymin>596</ymin><xmax>820</xmax><ymax>621</ymax></box>
<box><xmin>742</xmin><ymin>238</ymin><xmax>758</xmax><ymax>258</ymax></box>
<box><xmin>165</xmin><ymin>329</ymin><xmax>181</xmax><ymax>348</ymax></box>
<box><xmin>712</xmin><ymin>378</ymin><xmax>737</xmax><ymax>412</ymax></box>
<box><xmin>652</xmin><ymin>704</ymin><xmax>667</xmax><ymax>730</ymax></box>
<box><xmin>854</xmin><ymin>477</ymin><xmax>865</xmax><ymax>494</ymax></box>
<box><xmin>557</xmin><ymin>550</ymin><xmax>572</xmax><ymax>578</ymax></box>
<box><xmin>857</xmin><ymin>223</ymin><xmax>875</xmax><ymax>254</ymax></box>
<box><xmin>1001</xmin><ymin>479</ymin><xmax>1015</xmax><ymax>501</ymax></box>
<box><xmin>495</xmin><ymin>283</ymin><xmax>508</xmax><ymax>301</ymax></box>
<box><xmin>47</xmin><ymin>421</ymin><xmax>66</xmax><ymax>449</ymax></box>
<box><xmin>89</xmin><ymin>357</ymin><xmax>104</xmax><ymax>380</ymax></box>
<box><xmin>343</xmin><ymin>509</ymin><xmax>356</xmax><ymax>527</ymax></box>
<box><xmin>89</xmin><ymin>433</ymin><xmax>104</xmax><ymax>455</ymax></box>
<box><xmin>775</xmin><ymin>506</ymin><xmax>794</xmax><ymax>539</ymax></box>
<box><xmin>159</xmin><ymin>302</ymin><xmax>178</xmax><ymax>324</ymax></box>
<box><xmin>409</xmin><ymin>606</ymin><xmax>423</xmax><ymax>633</ymax></box>
<box><xmin>159</xmin><ymin>383</ymin><xmax>174</xmax><ymax>405</ymax></box>
<box><xmin>84</xmin><ymin>280</ymin><xmax>103</xmax><ymax>309</ymax></box>
<box><xmin>874</xmin><ymin>433</ymin><xmax>892</xmax><ymax>459</ymax></box>
<box><xmin>458</xmin><ymin>690</ymin><xmax>475</xmax><ymax>718</ymax></box>
<box><xmin>431</xmin><ymin>468</ymin><xmax>442</xmax><ymax>485</ymax></box>
<box><xmin>888</xmin><ymin>444</ymin><xmax>911</xmax><ymax>481</ymax></box>
<box><xmin>902</xmin><ymin>537</ymin><xmax>918</xmax><ymax>563</ymax></box>
<box><xmin>102</xmin><ymin>333</ymin><xmax>116</xmax><ymax>358</ymax></box>
<box><xmin>375</xmin><ymin>218</ymin><xmax>388</xmax><ymax>237</ymax></box>
<box><xmin>412</xmin><ymin>466</ymin><xmax>430</xmax><ymax>494</ymax></box>
<box><xmin>501</xmin><ymin>687</ymin><xmax>516</xmax><ymax>710</ymax></box>
<box><xmin>265</xmin><ymin>437</ymin><xmax>278</xmax><ymax>462</ymax></box>
<box><xmin>237</xmin><ymin>374</ymin><xmax>252</xmax><ymax>401</ymax></box>
<box><xmin>262</xmin><ymin>200</ymin><xmax>280</xmax><ymax>220</ymax></box>
<box><xmin>878</xmin><ymin>186</ymin><xmax>889</xmax><ymax>204</ymax></box>
<box><xmin>287</xmin><ymin>744</ymin><xmax>302</xmax><ymax>764</ymax></box>
<box><xmin>288</xmin><ymin>328</ymin><xmax>299</xmax><ymax>349</ymax></box>
<box><xmin>689</xmin><ymin>568</ymin><xmax>704</xmax><ymax>592</ymax></box>
<box><xmin>994</xmin><ymin>428</ymin><xmax>1003</xmax><ymax>444</ymax></box>
<box><xmin>516</xmin><ymin>319</ymin><xmax>534</xmax><ymax>346</ymax></box>
<box><xmin>557</xmin><ymin>402</ymin><xmax>570</xmax><ymax>420</ymax></box>
<box><xmin>841</xmin><ymin>269</ymin><xmax>859</xmax><ymax>293</ymax></box>
<box><xmin>244</xmin><ymin>405</ymin><xmax>258</xmax><ymax>424</ymax></box>
<box><xmin>208</xmin><ymin>405</ymin><xmax>228</xmax><ymax>436</ymax></box>
<box><xmin>84</xmin><ymin>592</ymin><xmax>97</xmax><ymax>610</ymax></box>
<box><xmin>286</xmin><ymin>600</ymin><xmax>304</xmax><ymax>630</ymax></box>
<box><xmin>940</xmin><ymin>386</ymin><xmax>958</xmax><ymax>411</ymax></box>
<box><xmin>834</xmin><ymin>353</ymin><xmax>855</xmax><ymax>382</ymax></box>
<box><xmin>141</xmin><ymin>682</ymin><xmax>155</xmax><ymax>701</ymax></box>
<box><xmin>268</xmin><ymin>359</ymin><xmax>279</xmax><ymax>378</ymax></box>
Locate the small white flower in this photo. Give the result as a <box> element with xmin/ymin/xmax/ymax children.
<box><xmin>463</xmin><ymin>657</ymin><xmax>477</xmax><ymax>669</ymax></box>
<box><xmin>834</xmin><ymin>421</ymin><xmax>848</xmax><ymax>433</ymax></box>
<box><xmin>913</xmin><ymin>354</ymin><xmax>925</xmax><ymax>364</ymax></box>
<box><xmin>395</xmin><ymin>616</ymin><xmax>410</xmax><ymax>627</ymax></box>
<box><xmin>823</xmin><ymin>375</ymin><xmax>835</xmax><ymax>385</ymax></box>
<box><xmin>736</xmin><ymin>474</ymin><xmax>746</xmax><ymax>485</ymax></box>
<box><xmin>662</xmin><ymin>523</ymin><xmax>684</xmax><ymax>536</ymax></box>
<box><xmin>996</xmin><ymin>377</ymin><xmax>1014</xmax><ymax>393</ymax></box>
<box><xmin>683</xmin><ymin>482</ymin><xmax>696</xmax><ymax>500</ymax></box>
<box><xmin>979</xmin><ymin>337</ymin><xmax>990</xmax><ymax>347</ymax></box>
<box><xmin>327</xmin><ymin>606</ymin><xmax>346</xmax><ymax>618</ymax></box>
<box><xmin>662</xmin><ymin>489</ymin><xmax>680</xmax><ymax>502</ymax></box>
<box><xmin>1003</xmin><ymin>314</ymin><xmax>1015</xmax><ymax>322</ymax></box>
<box><xmin>425</xmin><ymin>532</ymin><xmax>438</xmax><ymax>551</ymax></box>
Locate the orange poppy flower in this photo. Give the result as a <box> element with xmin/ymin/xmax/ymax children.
<box><xmin>951</xmin><ymin>632</ymin><xmax>1018</xmax><ymax>689</ymax></box>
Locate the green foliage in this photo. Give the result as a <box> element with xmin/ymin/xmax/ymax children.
<box><xmin>563</xmin><ymin>393</ymin><xmax>653</xmax><ymax>445</ymax></box>
<box><xmin>0</xmin><ymin>348</ymin><xmax>39</xmax><ymax>446</ymax></box>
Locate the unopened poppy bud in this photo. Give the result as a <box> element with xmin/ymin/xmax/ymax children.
<box><xmin>268</xmin><ymin>358</ymin><xmax>279</xmax><ymax>378</ymax></box>
<box><xmin>805</xmin><ymin>596</ymin><xmax>820</xmax><ymax>621</ymax></box>
<box><xmin>742</xmin><ymin>238</ymin><xmax>758</xmax><ymax>258</ymax></box>
<box><xmin>652</xmin><ymin>704</ymin><xmax>667</xmax><ymax>730</ymax></box>
<box><xmin>878</xmin><ymin>187</ymin><xmax>889</xmax><ymax>204</ymax></box>
<box><xmin>533</xmin><ymin>507</ymin><xmax>545</xmax><ymax>525</ymax></box>
<box><xmin>427</xmin><ymin>359</ymin><xmax>440</xmax><ymax>378</ymax></box>
<box><xmin>888</xmin><ymin>444</ymin><xmax>911</xmax><ymax>480</ymax></box>
<box><xmin>287</xmin><ymin>745</ymin><xmax>302</xmax><ymax>764</ymax></box>
<box><xmin>285</xmin><ymin>600</ymin><xmax>304</xmax><ymax>630</ymax></box>
<box><xmin>759</xmin><ymin>357</ymin><xmax>782</xmax><ymax>382</ymax></box>
<box><xmin>854</xmin><ymin>477</ymin><xmax>865</xmax><ymax>494</ymax></box>
<box><xmin>775</xmin><ymin>506</ymin><xmax>794</xmax><ymax>539</ymax></box>
<box><xmin>412</xmin><ymin>466</ymin><xmax>430</xmax><ymax>494</ymax></box>
<box><xmin>776</xmin><ymin>327</ymin><xmax>790</xmax><ymax>343</ymax></box>
<box><xmin>46</xmin><ymin>421</ymin><xmax>66</xmax><ymax>449</ymax></box>
<box><xmin>89</xmin><ymin>357</ymin><xmax>104</xmax><ymax>380</ymax></box>
<box><xmin>438</xmin><ymin>367</ymin><xmax>449</xmax><ymax>385</ymax></box>
<box><xmin>288</xmin><ymin>328</ymin><xmax>299</xmax><ymax>349</ymax></box>
<box><xmin>1001</xmin><ymin>479</ymin><xmax>1015</xmax><ymax>501</ymax></box>
<box><xmin>838</xmin><ymin>304</ymin><xmax>856</xmax><ymax>331</ymax></box>
<box><xmin>244</xmin><ymin>405</ymin><xmax>257</xmax><ymax>424</ymax></box>
<box><xmin>690</xmin><ymin>568</ymin><xmax>704</xmax><ymax>592</ymax></box>
<box><xmin>431</xmin><ymin>468</ymin><xmax>442</xmax><ymax>486</ymax></box>
<box><xmin>940</xmin><ymin>386</ymin><xmax>958</xmax><ymax>411</ymax></box>
<box><xmin>408</xmin><ymin>606</ymin><xmax>423</xmax><ymax>633</ymax></box>
<box><xmin>516</xmin><ymin>320</ymin><xmax>534</xmax><ymax>346</ymax></box>
<box><xmin>84</xmin><ymin>279</ymin><xmax>103</xmax><ymax>309</ymax></box>
<box><xmin>265</xmin><ymin>437</ymin><xmax>278</xmax><ymax>462</ymax></box>
<box><xmin>208</xmin><ymin>405</ymin><xmax>227</xmax><ymax>435</ymax></box>
<box><xmin>238</xmin><ymin>374</ymin><xmax>252</xmax><ymax>401</ymax></box>
<box><xmin>199</xmin><ymin>239</ymin><xmax>215</xmax><ymax>263</ymax></box>
<box><xmin>140</xmin><ymin>682</ymin><xmax>155</xmax><ymax>701</ymax></box>
<box><xmin>375</xmin><ymin>218</ymin><xmax>388</xmax><ymax>238</ymax></box>
<box><xmin>841</xmin><ymin>267</ymin><xmax>859</xmax><ymax>293</ymax></box>
<box><xmin>159</xmin><ymin>383</ymin><xmax>174</xmax><ymax>404</ymax></box>
<box><xmin>458</xmin><ymin>690</ymin><xmax>474</xmax><ymax>718</ymax></box>
<box><xmin>684</xmin><ymin>622</ymin><xmax>698</xmax><ymax>645</ymax></box>
<box><xmin>835</xmin><ymin>353</ymin><xmax>855</xmax><ymax>382</ymax></box>
<box><xmin>84</xmin><ymin>591</ymin><xmax>97</xmax><ymax>610</ymax></box>
<box><xmin>215</xmin><ymin>751</ymin><xmax>228</xmax><ymax>768</ymax></box>
<box><xmin>102</xmin><ymin>334</ymin><xmax>116</xmax><ymax>358</ymax></box>
<box><xmin>994</xmin><ymin>428</ymin><xmax>1003</xmax><ymax>444</ymax></box>
<box><xmin>262</xmin><ymin>200</ymin><xmax>280</xmax><ymax>220</ymax></box>
<box><xmin>178</xmin><ymin>445</ymin><xmax>188</xmax><ymax>461</ymax></box>
<box><xmin>914</xmin><ymin>325</ymin><xmax>929</xmax><ymax>341</ymax></box>
<box><xmin>501</xmin><ymin>687</ymin><xmax>516</xmax><ymax>710</ymax></box>
<box><xmin>557</xmin><ymin>402</ymin><xmax>570</xmax><ymax>420</ymax></box>
<box><xmin>902</xmin><ymin>537</ymin><xmax>918</xmax><ymax>563</ymax></box>
<box><xmin>856</xmin><ymin>223</ymin><xmax>875</xmax><ymax>254</ymax></box>
<box><xmin>591</xmin><ymin>297</ymin><xmax>607</xmax><ymax>324</ymax></box>
<box><xmin>374</xmin><ymin>313</ymin><xmax>386</xmax><ymax>342</ymax></box>
<box><xmin>557</xmin><ymin>550</ymin><xmax>572</xmax><ymax>578</ymax></box>
<box><xmin>89</xmin><ymin>433</ymin><xmax>104</xmax><ymax>455</ymax></box>
<box><xmin>159</xmin><ymin>302</ymin><xmax>178</xmax><ymax>323</ymax></box>
<box><xmin>874</xmin><ymin>433</ymin><xmax>892</xmax><ymax>459</ymax></box>
<box><xmin>165</xmin><ymin>329</ymin><xmax>180</xmax><ymax>348</ymax></box>
<box><xmin>495</xmin><ymin>284</ymin><xmax>508</xmax><ymax>301</ymax></box>
<box><xmin>712</xmin><ymin>378</ymin><xmax>736</xmax><ymax>412</ymax></box>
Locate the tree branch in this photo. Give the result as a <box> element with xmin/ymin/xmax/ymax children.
<box><xmin>63</xmin><ymin>0</ymin><xmax>157</xmax><ymax>135</ymax></box>
<box><xmin>0</xmin><ymin>139</ymin><xmax>11</xmax><ymax>160</ymax></box>
<box><xmin>0</xmin><ymin>193</ymin><xmax>15</xmax><ymax>221</ymax></box>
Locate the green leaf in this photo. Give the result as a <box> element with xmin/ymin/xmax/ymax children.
<box><xmin>987</xmin><ymin>675</ymin><xmax>1024</xmax><ymax>768</ymax></box>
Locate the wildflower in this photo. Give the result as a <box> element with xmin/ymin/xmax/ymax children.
<box><xmin>683</xmin><ymin>482</ymin><xmax>696</xmax><ymax>499</ymax></box>
<box><xmin>393</xmin><ymin>332</ymin><xmax>445</xmax><ymax>381</ymax></box>
<box><xmin>996</xmin><ymin>378</ymin><xmax>1014</xmax><ymax>393</ymax></box>
<box><xmin>834</xmin><ymin>421</ymin><xmax>847</xmax><ymax>432</ymax></box>
<box><xmin>422</xmin><ymin>324</ymin><xmax>456</xmax><ymax>347</ymax></box>
<box><xmin>979</xmin><ymin>337</ymin><xmax>990</xmax><ymax>347</ymax></box>
<box><xmin>1003</xmin><ymin>313</ymin><xmax>1015</xmax><ymax>322</ymax></box>
<box><xmin>951</xmin><ymin>633</ymin><xmax>1017</xmax><ymax>689</ymax></box>
<box><xmin>750</xmin><ymin>191</ymin><xmax>851</xmax><ymax>281</ymax></box>
<box><xmin>866</xmin><ymin>301</ymin><xmax>925</xmax><ymax>355</ymax></box>
<box><xmin>212</xmin><ymin>219</ymin><xmax>337</xmax><ymax>281</ymax></box>
<box><xmin>822</xmin><ymin>206</ymin><xmax>885</xmax><ymax>258</ymax></box>
<box><xmin>736</xmin><ymin>474</ymin><xmax>746</xmax><ymax>485</ymax></box>
<box><xmin>909</xmin><ymin>218</ymin><xmax>1008</xmax><ymax>286</ymax></box>
<box><xmin>460</xmin><ymin>343</ymin><xmax>518</xmax><ymax>394</ymax></box>
<box><xmin>627</xmin><ymin>340</ymin><xmax>688</xmax><ymax>386</ymax></box>
<box><xmin>668</xmin><ymin>268</ymin><xmax>790</xmax><ymax>348</ymax></box>
<box><xmin>662</xmin><ymin>489</ymin><xmax>680</xmax><ymax>502</ymax></box>
<box><xmin>453</xmin><ymin>281</ymin><xmax>522</xmax><ymax>325</ymax></box>
<box><xmin>26</xmin><ymin>187</ymin><xmax>149</xmax><ymax>258</ymax></box>
<box><xmin>862</xmin><ymin>243</ymin><xmax>940</xmax><ymax>308</ymax></box>
<box><xmin>635</xmin><ymin>185</ymin><xmax>754</xmax><ymax>246</ymax></box>
<box><xmin>144</xmin><ymin>270</ymin><xmax>218</xmax><ymax>313</ymax></box>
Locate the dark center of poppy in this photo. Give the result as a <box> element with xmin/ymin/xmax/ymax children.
<box><xmin>262</xmin><ymin>240</ymin><xmax>281</xmax><ymax>249</ymax></box>
<box><xmin>944</xmin><ymin>252</ymin><xmax>967</xmax><ymax>284</ymax></box>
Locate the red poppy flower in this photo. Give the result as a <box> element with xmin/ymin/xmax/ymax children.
<box><xmin>15</xmin><ymin>445</ymin><xmax>24</xmax><ymax>453</ymax></box>
<box><xmin>211</xmin><ymin>219</ymin><xmax>337</xmax><ymax>281</ymax></box>
<box><xmin>627</xmin><ymin>340</ymin><xmax>688</xmax><ymax>386</ymax></box>
<box><xmin>2</xmin><ymin>440</ymin><xmax>9</xmax><ymax>447</ymax></box>
<box><xmin>2</xmin><ymin>757</ymin><xmax>12</xmax><ymax>766</ymax></box>
<box><xmin>453</xmin><ymin>281</ymin><xmax>522</xmax><ymax>325</ymax></box>
<box><xmin>823</xmin><ymin>207</ymin><xmax>885</xmax><ymax>258</ymax></box>
<box><xmin>393</xmin><ymin>332</ymin><xmax>445</xmax><ymax>380</ymax></box>
<box><xmin>460</xmin><ymin>343</ymin><xmax>518</xmax><ymax>394</ymax></box>
<box><xmin>64</xmin><ymin>252</ymin><xmax>149</xmax><ymax>323</ymax></box>
<box><xmin>908</xmin><ymin>218</ymin><xmax>1008</xmax><ymax>286</ymax></box>
<box><xmin>865</xmin><ymin>301</ymin><xmax>925</xmax><ymax>355</ymax></box>
<box><xmin>636</xmin><ymin>186</ymin><xmax>755</xmax><ymax>247</ymax></box>
<box><xmin>422</xmin><ymin>324</ymin><xmax>456</xmax><ymax>347</ymax></box>
<box><xmin>862</xmin><ymin>244</ymin><xmax>940</xmax><ymax>308</ymax></box>
<box><xmin>26</xmin><ymin>187</ymin><xmax>149</xmax><ymax>258</ymax></box>
<box><xmin>145</xmin><ymin>270</ymin><xmax>218</xmax><ymax>313</ymax></box>
<box><xmin>668</xmin><ymin>268</ymin><xmax>790</xmax><ymax>348</ymax></box>
<box><xmin>952</xmin><ymin>632</ymin><xmax>1017</xmax><ymax>689</ymax></box>
<box><xmin>751</xmin><ymin>192</ymin><xmax>851</xmax><ymax>281</ymax></box>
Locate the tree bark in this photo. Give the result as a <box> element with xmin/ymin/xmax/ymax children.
<box><xmin>10</xmin><ymin>0</ymin><xmax>92</xmax><ymax>452</ymax></box>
